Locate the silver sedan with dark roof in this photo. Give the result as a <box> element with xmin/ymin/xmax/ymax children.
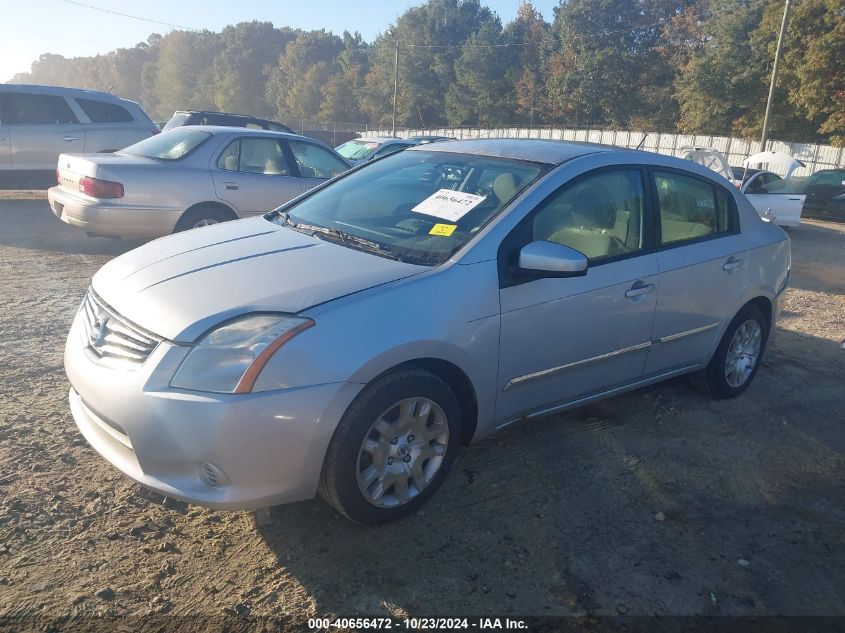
<box><xmin>65</xmin><ymin>139</ymin><xmax>790</xmax><ymax>524</ymax></box>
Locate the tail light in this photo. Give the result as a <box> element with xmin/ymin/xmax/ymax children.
<box><xmin>151</xmin><ymin>128</ymin><xmax>161</xmax><ymax>136</ymax></box>
<box><xmin>56</xmin><ymin>168</ymin><xmax>61</xmax><ymax>184</ymax></box>
<box><xmin>79</xmin><ymin>176</ymin><xmax>124</xmax><ymax>199</ymax></box>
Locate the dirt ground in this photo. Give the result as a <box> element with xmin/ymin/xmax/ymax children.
<box><xmin>0</xmin><ymin>200</ymin><xmax>843</xmax><ymax>631</ymax></box>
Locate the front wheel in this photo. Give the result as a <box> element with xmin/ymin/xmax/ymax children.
<box><xmin>319</xmin><ymin>368</ymin><xmax>462</xmax><ymax>525</ymax></box>
<box><xmin>690</xmin><ymin>303</ymin><xmax>769</xmax><ymax>399</ymax></box>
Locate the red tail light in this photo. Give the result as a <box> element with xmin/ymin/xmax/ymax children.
<box><xmin>79</xmin><ymin>176</ymin><xmax>124</xmax><ymax>199</ymax></box>
<box><xmin>56</xmin><ymin>168</ymin><xmax>61</xmax><ymax>184</ymax></box>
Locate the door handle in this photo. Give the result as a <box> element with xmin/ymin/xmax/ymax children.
<box><xmin>625</xmin><ymin>281</ymin><xmax>655</xmax><ymax>299</ymax></box>
<box><xmin>223</xmin><ymin>182</ymin><xmax>239</xmax><ymax>191</ymax></box>
<box><xmin>787</xmin><ymin>197</ymin><xmax>802</xmax><ymax>201</ymax></box>
<box><xmin>723</xmin><ymin>256</ymin><xmax>744</xmax><ymax>271</ymax></box>
<box><xmin>61</xmin><ymin>136</ymin><xmax>78</xmax><ymax>142</ymax></box>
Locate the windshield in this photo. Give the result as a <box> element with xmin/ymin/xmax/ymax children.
<box><xmin>336</xmin><ymin>139</ymin><xmax>381</xmax><ymax>161</ymax></box>
<box><xmin>275</xmin><ymin>150</ymin><xmax>547</xmax><ymax>266</ymax></box>
<box><xmin>121</xmin><ymin>128</ymin><xmax>211</xmax><ymax>160</ymax></box>
<box><xmin>162</xmin><ymin>112</ymin><xmax>191</xmax><ymax>131</ymax></box>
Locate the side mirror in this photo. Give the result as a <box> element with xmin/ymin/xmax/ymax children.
<box><xmin>518</xmin><ymin>240</ymin><xmax>588</xmax><ymax>277</ymax></box>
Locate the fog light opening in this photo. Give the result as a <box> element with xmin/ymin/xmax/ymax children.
<box><xmin>198</xmin><ymin>462</ymin><xmax>228</xmax><ymax>488</ymax></box>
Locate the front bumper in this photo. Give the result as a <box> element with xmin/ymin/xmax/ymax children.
<box><xmin>48</xmin><ymin>186</ymin><xmax>183</xmax><ymax>239</ymax></box>
<box><xmin>65</xmin><ymin>308</ymin><xmax>361</xmax><ymax>510</ymax></box>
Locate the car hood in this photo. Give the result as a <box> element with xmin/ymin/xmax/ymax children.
<box><xmin>92</xmin><ymin>217</ymin><xmax>426</xmax><ymax>342</ymax></box>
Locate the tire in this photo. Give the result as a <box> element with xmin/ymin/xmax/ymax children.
<box><xmin>690</xmin><ymin>303</ymin><xmax>769</xmax><ymax>399</ymax></box>
<box><xmin>319</xmin><ymin>368</ymin><xmax>462</xmax><ymax>525</ymax></box>
<box><xmin>173</xmin><ymin>206</ymin><xmax>235</xmax><ymax>233</ymax></box>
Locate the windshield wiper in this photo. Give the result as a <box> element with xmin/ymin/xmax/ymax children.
<box><xmin>278</xmin><ymin>212</ymin><xmax>403</xmax><ymax>262</ymax></box>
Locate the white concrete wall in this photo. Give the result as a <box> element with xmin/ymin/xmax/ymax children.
<box><xmin>364</xmin><ymin>127</ymin><xmax>845</xmax><ymax>176</ymax></box>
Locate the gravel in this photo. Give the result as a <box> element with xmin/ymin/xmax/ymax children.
<box><xmin>0</xmin><ymin>200</ymin><xmax>843</xmax><ymax>630</ymax></box>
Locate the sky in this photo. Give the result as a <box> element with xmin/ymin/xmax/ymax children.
<box><xmin>1</xmin><ymin>0</ymin><xmax>560</xmax><ymax>82</ymax></box>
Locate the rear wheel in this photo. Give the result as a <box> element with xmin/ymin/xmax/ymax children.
<box><xmin>690</xmin><ymin>303</ymin><xmax>769</xmax><ymax>399</ymax></box>
<box><xmin>319</xmin><ymin>368</ymin><xmax>462</xmax><ymax>525</ymax></box>
<box><xmin>174</xmin><ymin>205</ymin><xmax>235</xmax><ymax>232</ymax></box>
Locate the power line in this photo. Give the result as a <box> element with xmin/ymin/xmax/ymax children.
<box><xmin>61</xmin><ymin>0</ymin><xmax>201</xmax><ymax>32</ymax></box>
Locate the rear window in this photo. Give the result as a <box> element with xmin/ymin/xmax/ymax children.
<box><xmin>2</xmin><ymin>92</ymin><xmax>77</xmax><ymax>125</ymax></box>
<box><xmin>121</xmin><ymin>128</ymin><xmax>210</xmax><ymax>160</ymax></box>
<box><xmin>162</xmin><ymin>112</ymin><xmax>192</xmax><ymax>131</ymax></box>
<box><xmin>75</xmin><ymin>98</ymin><xmax>134</xmax><ymax>123</ymax></box>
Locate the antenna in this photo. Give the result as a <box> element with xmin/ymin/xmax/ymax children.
<box><xmin>635</xmin><ymin>133</ymin><xmax>647</xmax><ymax>151</ymax></box>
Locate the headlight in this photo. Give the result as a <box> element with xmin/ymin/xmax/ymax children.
<box><xmin>170</xmin><ymin>314</ymin><xmax>314</xmax><ymax>394</ymax></box>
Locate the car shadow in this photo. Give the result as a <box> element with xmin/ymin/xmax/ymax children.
<box><xmin>254</xmin><ymin>326</ymin><xmax>845</xmax><ymax>617</ymax></box>
<box><xmin>0</xmin><ymin>199</ymin><xmax>147</xmax><ymax>256</ymax></box>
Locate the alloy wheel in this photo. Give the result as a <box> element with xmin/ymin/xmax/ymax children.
<box><xmin>355</xmin><ymin>397</ymin><xmax>449</xmax><ymax>508</ymax></box>
<box><xmin>724</xmin><ymin>319</ymin><xmax>763</xmax><ymax>388</ymax></box>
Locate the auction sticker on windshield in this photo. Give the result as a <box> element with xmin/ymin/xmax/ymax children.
<box><xmin>413</xmin><ymin>189</ymin><xmax>486</xmax><ymax>222</ymax></box>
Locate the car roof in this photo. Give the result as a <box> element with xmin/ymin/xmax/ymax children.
<box><xmin>350</xmin><ymin>136</ymin><xmax>406</xmax><ymax>144</ymax></box>
<box><xmin>0</xmin><ymin>83</ymin><xmax>131</xmax><ymax>104</ymax></box>
<box><xmin>174</xmin><ymin>110</ymin><xmax>278</xmax><ymax>123</ymax></box>
<box><xmin>408</xmin><ymin>138</ymin><xmax>618</xmax><ymax>165</ymax></box>
<box><xmin>178</xmin><ymin>125</ymin><xmax>336</xmax><ymax>147</ymax></box>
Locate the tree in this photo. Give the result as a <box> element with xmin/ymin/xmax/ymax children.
<box><xmin>505</xmin><ymin>1</ymin><xmax>549</xmax><ymax>126</ymax></box>
<box><xmin>266</xmin><ymin>30</ymin><xmax>344</xmax><ymax>122</ymax></box>
<box><xmin>775</xmin><ymin>0</ymin><xmax>845</xmax><ymax>145</ymax></box>
<box><xmin>446</xmin><ymin>17</ymin><xmax>515</xmax><ymax>126</ymax></box>
<box><xmin>153</xmin><ymin>30</ymin><xmax>223</xmax><ymax>119</ymax></box>
<box><xmin>212</xmin><ymin>22</ymin><xmax>297</xmax><ymax>117</ymax></box>
<box><xmin>319</xmin><ymin>32</ymin><xmax>369</xmax><ymax>122</ymax></box>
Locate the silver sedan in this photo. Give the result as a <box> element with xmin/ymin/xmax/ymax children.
<box><xmin>65</xmin><ymin>140</ymin><xmax>790</xmax><ymax>524</ymax></box>
<box><xmin>48</xmin><ymin>126</ymin><xmax>351</xmax><ymax>238</ymax></box>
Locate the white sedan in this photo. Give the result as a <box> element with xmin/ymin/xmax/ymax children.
<box><xmin>742</xmin><ymin>171</ymin><xmax>805</xmax><ymax>227</ymax></box>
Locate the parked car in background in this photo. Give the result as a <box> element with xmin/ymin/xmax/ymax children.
<box><xmin>742</xmin><ymin>172</ymin><xmax>804</xmax><ymax>227</ymax></box>
<box><xmin>409</xmin><ymin>135</ymin><xmax>456</xmax><ymax>144</ymax></box>
<box><xmin>335</xmin><ymin>136</ymin><xmax>419</xmax><ymax>165</ymax></box>
<box><xmin>801</xmin><ymin>168</ymin><xmax>845</xmax><ymax>223</ymax></box>
<box><xmin>0</xmin><ymin>84</ymin><xmax>158</xmax><ymax>171</ymax></box>
<box><xmin>48</xmin><ymin>126</ymin><xmax>350</xmax><ymax>238</ymax></box>
<box><xmin>64</xmin><ymin>139</ymin><xmax>789</xmax><ymax>524</ymax></box>
<box><xmin>163</xmin><ymin>110</ymin><xmax>294</xmax><ymax>134</ymax></box>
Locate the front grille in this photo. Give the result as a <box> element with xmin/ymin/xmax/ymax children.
<box><xmin>80</xmin><ymin>289</ymin><xmax>162</xmax><ymax>367</ymax></box>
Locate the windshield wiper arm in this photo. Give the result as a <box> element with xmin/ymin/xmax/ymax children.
<box><xmin>279</xmin><ymin>214</ymin><xmax>402</xmax><ymax>261</ymax></box>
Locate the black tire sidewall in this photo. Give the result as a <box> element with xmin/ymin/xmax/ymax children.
<box><xmin>174</xmin><ymin>207</ymin><xmax>232</xmax><ymax>232</ymax></box>
<box><xmin>706</xmin><ymin>304</ymin><xmax>769</xmax><ymax>398</ymax></box>
<box><xmin>320</xmin><ymin>369</ymin><xmax>462</xmax><ymax>525</ymax></box>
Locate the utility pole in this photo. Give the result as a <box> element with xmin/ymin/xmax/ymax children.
<box><xmin>760</xmin><ymin>0</ymin><xmax>791</xmax><ymax>151</ymax></box>
<box><xmin>392</xmin><ymin>36</ymin><xmax>399</xmax><ymax>136</ymax></box>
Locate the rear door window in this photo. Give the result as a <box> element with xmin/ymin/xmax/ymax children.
<box><xmin>3</xmin><ymin>92</ymin><xmax>78</xmax><ymax>125</ymax></box>
<box><xmin>218</xmin><ymin>138</ymin><xmax>291</xmax><ymax>175</ymax></box>
<box><xmin>74</xmin><ymin>98</ymin><xmax>134</xmax><ymax>123</ymax></box>
<box><xmin>654</xmin><ymin>171</ymin><xmax>733</xmax><ymax>246</ymax></box>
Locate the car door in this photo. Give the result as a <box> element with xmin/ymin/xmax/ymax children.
<box><xmin>4</xmin><ymin>91</ymin><xmax>84</xmax><ymax>169</ymax></box>
<box><xmin>211</xmin><ymin>136</ymin><xmax>303</xmax><ymax>216</ymax></box>
<box><xmin>495</xmin><ymin>167</ymin><xmax>659</xmax><ymax>424</ymax></box>
<box><xmin>643</xmin><ymin>169</ymin><xmax>748</xmax><ymax>375</ymax></box>
<box><xmin>286</xmin><ymin>139</ymin><xmax>350</xmax><ymax>191</ymax></box>
<box><xmin>743</xmin><ymin>173</ymin><xmax>804</xmax><ymax>226</ymax></box>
